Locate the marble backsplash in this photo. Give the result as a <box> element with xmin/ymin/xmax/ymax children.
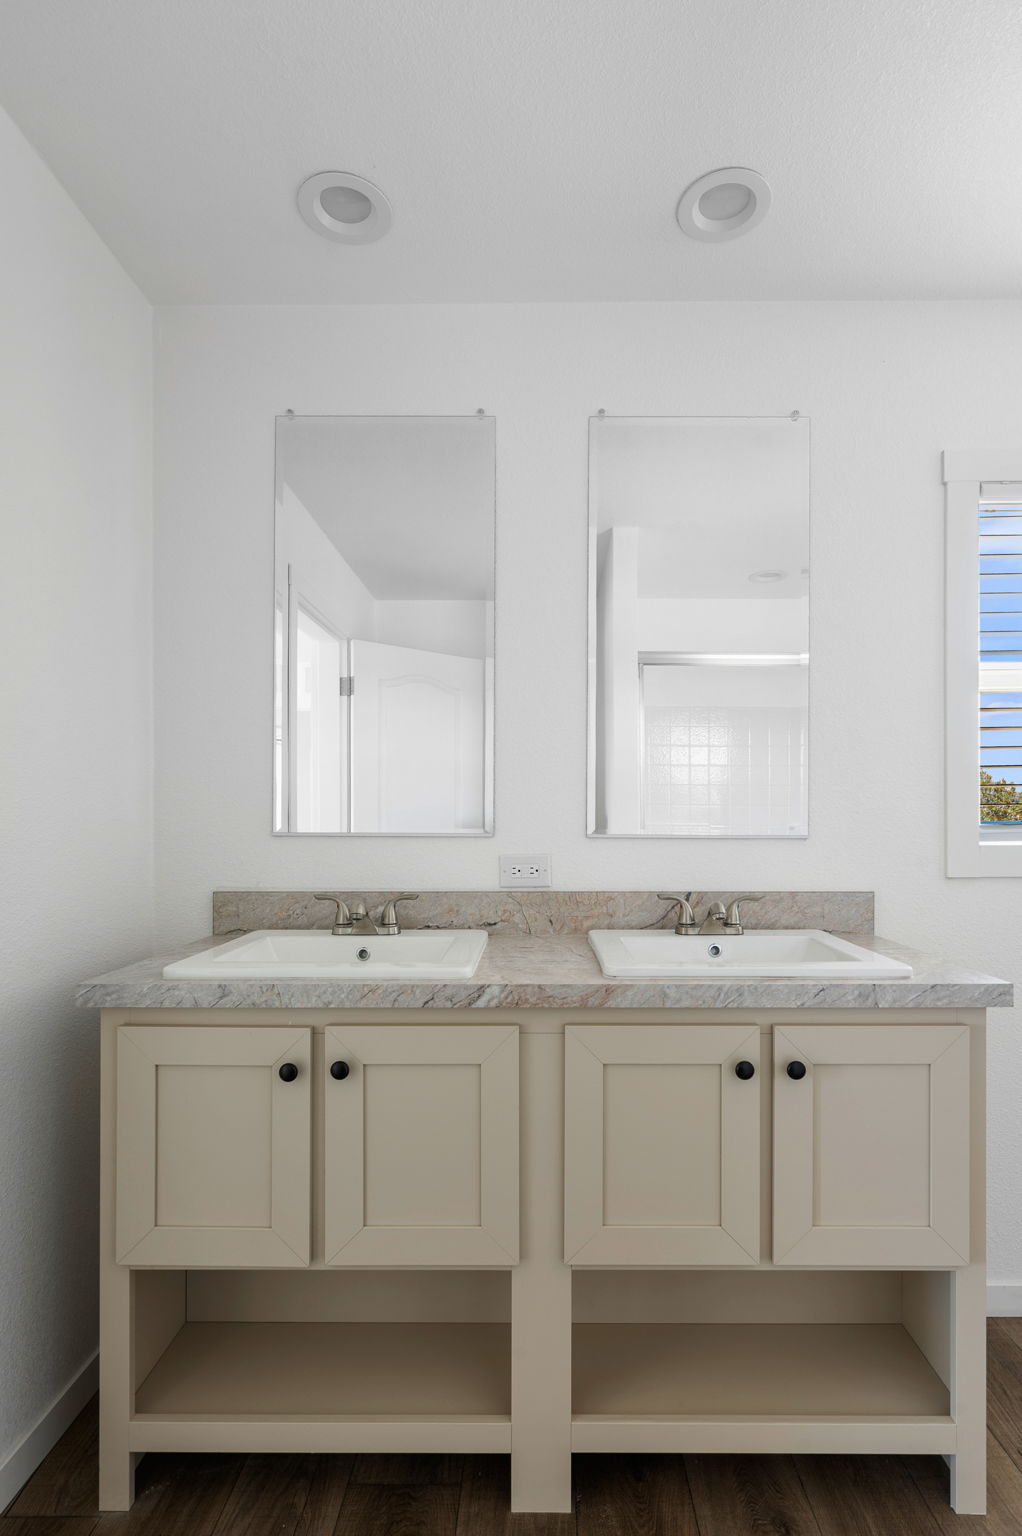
<box><xmin>212</xmin><ymin>889</ymin><xmax>874</xmax><ymax>936</ymax></box>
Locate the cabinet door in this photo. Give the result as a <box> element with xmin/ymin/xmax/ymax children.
<box><xmin>324</xmin><ymin>1024</ymin><xmax>518</xmax><ymax>1265</ymax></box>
<box><xmin>116</xmin><ymin>1026</ymin><xmax>311</xmax><ymax>1266</ymax></box>
<box><xmin>564</xmin><ymin>1024</ymin><xmax>761</xmax><ymax>1265</ymax></box>
<box><xmin>773</xmin><ymin>1023</ymin><xmax>970</xmax><ymax>1266</ymax></box>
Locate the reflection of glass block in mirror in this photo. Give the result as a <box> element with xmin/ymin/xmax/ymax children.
<box><xmin>273</xmin><ymin>416</ymin><xmax>496</xmax><ymax>837</ymax></box>
<box><xmin>587</xmin><ymin>415</ymin><xmax>810</xmax><ymax>838</ymax></box>
<box><xmin>643</xmin><ymin>697</ymin><xmax>807</xmax><ymax>837</ymax></box>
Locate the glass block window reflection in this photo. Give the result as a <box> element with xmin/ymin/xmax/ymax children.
<box><xmin>640</xmin><ymin>665</ymin><xmax>807</xmax><ymax>836</ymax></box>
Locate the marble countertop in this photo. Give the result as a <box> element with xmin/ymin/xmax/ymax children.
<box><xmin>77</xmin><ymin>931</ymin><xmax>1012</xmax><ymax>1011</ymax></box>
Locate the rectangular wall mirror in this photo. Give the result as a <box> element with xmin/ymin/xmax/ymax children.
<box><xmin>588</xmin><ymin>415</ymin><xmax>810</xmax><ymax>838</ymax></box>
<box><xmin>273</xmin><ymin>415</ymin><xmax>495</xmax><ymax>835</ymax></box>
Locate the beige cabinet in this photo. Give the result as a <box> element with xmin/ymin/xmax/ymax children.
<box><xmin>564</xmin><ymin>1023</ymin><xmax>761</xmax><ymax>1265</ymax></box>
<box><xmin>324</xmin><ymin>1024</ymin><xmax>519</xmax><ymax>1265</ymax></box>
<box><xmin>101</xmin><ymin>1006</ymin><xmax>989</xmax><ymax>1520</ymax></box>
<box><xmin>773</xmin><ymin>1023</ymin><xmax>971</xmax><ymax>1266</ymax></box>
<box><xmin>116</xmin><ymin>1025</ymin><xmax>312</xmax><ymax>1266</ymax></box>
<box><xmin>116</xmin><ymin>1021</ymin><xmax>519</xmax><ymax>1270</ymax></box>
<box><xmin>564</xmin><ymin>1019</ymin><xmax>972</xmax><ymax>1272</ymax></box>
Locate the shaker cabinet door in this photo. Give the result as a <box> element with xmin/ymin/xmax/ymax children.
<box><xmin>564</xmin><ymin>1024</ymin><xmax>761</xmax><ymax>1265</ymax></box>
<box><xmin>323</xmin><ymin>1024</ymin><xmax>519</xmax><ymax>1266</ymax></box>
<box><xmin>772</xmin><ymin>1024</ymin><xmax>970</xmax><ymax>1266</ymax></box>
<box><xmin>116</xmin><ymin>1026</ymin><xmax>311</xmax><ymax>1266</ymax></box>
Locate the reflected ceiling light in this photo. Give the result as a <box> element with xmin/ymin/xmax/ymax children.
<box><xmin>297</xmin><ymin>171</ymin><xmax>393</xmax><ymax>244</ymax></box>
<box><xmin>748</xmin><ymin>569</ymin><xmax>786</xmax><ymax>583</ymax></box>
<box><xmin>676</xmin><ymin>167</ymin><xmax>771</xmax><ymax>242</ymax></box>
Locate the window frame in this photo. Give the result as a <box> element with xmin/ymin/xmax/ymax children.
<box><xmin>944</xmin><ymin>449</ymin><xmax>1022</xmax><ymax>876</ymax></box>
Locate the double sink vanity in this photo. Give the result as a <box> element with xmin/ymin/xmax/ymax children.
<box><xmin>80</xmin><ymin>888</ymin><xmax>1010</xmax><ymax>1517</ymax></box>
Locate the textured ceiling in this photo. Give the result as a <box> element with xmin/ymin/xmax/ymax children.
<box><xmin>1</xmin><ymin>0</ymin><xmax>1020</xmax><ymax>303</ymax></box>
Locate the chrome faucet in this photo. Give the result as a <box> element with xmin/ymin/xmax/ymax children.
<box><xmin>347</xmin><ymin>900</ymin><xmax>379</xmax><ymax>936</ymax></box>
<box><xmin>658</xmin><ymin>893</ymin><xmax>698</xmax><ymax>934</ymax></box>
<box><xmin>376</xmin><ymin>894</ymin><xmax>419</xmax><ymax>936</ymax></box>
<box><xmin>313</xmin><ymin>894</ymin><xmax>353</xmax><ymax>935</ymax></box>
<box><xmin>658</xmin><ymin>893</ymin><xmax>763</xmax><ymax>936</ymax></box>
<box><xmin>721</xmin><ymin>895</ymin><xmax>763</xmax><ymax>935</ymax></box>
<box><xmin>658</xmin><ymin>893</ymin><xmax>726</xmax><ymax>935</ymax></box>
<box><xmin>698</xmin><ymin>901</ymin><xmax>728</xmax><ymax>935</ymax></box>
<box><xmin>313</xmin><ymin>892</ymin><xmax>420</xmax><ymax>937</ymax></box>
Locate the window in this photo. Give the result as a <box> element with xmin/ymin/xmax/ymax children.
<box><xmin>944</xmin><ymin>451</ymin><xmax>1022</xmax><ymax>875</ymax></box>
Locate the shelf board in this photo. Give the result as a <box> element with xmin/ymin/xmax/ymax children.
<box><xmin>572</xmin><ymin>1323</ymin><xmax>951</xmax><ymax>1419</ymax></box>
<box><xmin>134</xmin><ymin>1321</ymin><xmax>510</xmax><ymax>1419</ymax></box>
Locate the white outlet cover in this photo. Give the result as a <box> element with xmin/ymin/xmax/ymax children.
<box><xmin>499</xmin><ymin>855</ymin><xmax>552</xmax><ymax>888</ymax></box>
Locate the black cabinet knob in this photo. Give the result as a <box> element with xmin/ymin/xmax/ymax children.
<box><xmin>734</xmin><ymin>1060</ymin><xmax>756</xmax><ymax>1080</ymax></box>
<box><xmin>330</xmin><ymin>1061</ymin><xmax>350</xmax><ymax>1080</ymax></box>
<box><xmin>786</xmin><ymin>1061</ymin><xmax>807</xmax><ymax>1080</ymax></box>
<box><xmin>278</xmin><ymin>1062</ymin><xmax>299</xmax><ymax>1082</ymax></box>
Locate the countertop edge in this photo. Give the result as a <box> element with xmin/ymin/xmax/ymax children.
<box><xmin>75</xmin><ymin>929</ymin><xmax>1013</xmax><ymax>1012</ymax></box>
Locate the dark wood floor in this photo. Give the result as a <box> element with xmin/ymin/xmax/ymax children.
<box><xmin>8</xmin><ymin>1320</ymin><xmax>1022</xmax><ymax>1535</ymax></box>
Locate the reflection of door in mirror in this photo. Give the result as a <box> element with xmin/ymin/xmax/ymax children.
<box><xmin>294</xmin><ymin>600</ymin><xmax>348</xmax><ymax>834</ymax></box>
<box><xmin>350</xmin><ymin>640</ymin><xmax>485</xmax><ymax>833</ymax></box>
<box><xmin>588</xmin><ymin>417</ymin><xmax>810</xmax><ymax>839</ymax></box>
<box><xmin>273</xmin><ymin>416</ymin><xmax>495</xmax><ymax>836</ymax></box>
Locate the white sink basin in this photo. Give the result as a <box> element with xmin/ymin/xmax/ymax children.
<box><xmin>588</xmin><ymin>929</ymin><xmax>911</xmax><ymax>980</ymax></box>
<box><xmin>163</xmin><ymin>929</ymin><xmax>488</xmax><ymax>981</ymax></box>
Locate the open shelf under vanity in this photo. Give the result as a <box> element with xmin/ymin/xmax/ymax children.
<box><xmin>128</xmin><ymin>1268</ymin><xmax>512</xmax><ymax>1453</ymax></box>
<box><xmin>135</xmin><ymin>1319</ymin><xmax>511</xmax><ymax>1418</ymax></box>
<box><xmin>568</xmin><ymin>1268</ymin><xmax>957</xmax><ymax>1454</ymax></box>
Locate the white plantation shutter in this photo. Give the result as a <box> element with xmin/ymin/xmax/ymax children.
<box><xmin>945</xmin><ymin>456</ymin><xmax>1022</xmax><ymax>874</ymax></box>
<box><xmin>978</xmin><ymin>489</ymin><xmax>1022</xmax><ymax>838</ymax></box>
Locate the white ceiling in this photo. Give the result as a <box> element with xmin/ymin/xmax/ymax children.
<box><xmin>1</xmin><ymin>0</ymin><xmax>1020</xmax><ymax>304</ymax></box>
<box><xmin>280</xmin><ymin>416</ymin><xmax>494</xmax><ymax>600</ymax></box>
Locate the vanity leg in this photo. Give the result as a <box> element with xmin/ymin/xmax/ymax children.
<box><xmin>511</xmin><ymin>1030</ymin><xmax>572</xmax><ymax>1513</ymax></box>
<box><xmin>99</xmin><ymin>1018</ymin><xmax>135</xmax><ymax>1510</ymax></box>
<box><xmin>951</xmin><ymin>1027</ymin><xmax>987</xmax><ymax>1516</ymax></box>
<box><xmin>98</xmin><ymin>1260</ymin><xmax>137</xmax><ymax>1508</ymax></box>
<box><xmin>950</xmin><ymin>1264</ymin><xmax>987</xmax><ymax>1513</ymax></box>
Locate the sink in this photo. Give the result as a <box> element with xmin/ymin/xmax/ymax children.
<box><xmin>587</xmin><ymin>929</ymin><xmax>912</xmax><ymax>980</ymax></box>
<box><xmin>162</xmin><ymin>929</ymin><xmax>488</xmax><ymax>981</ymax></box>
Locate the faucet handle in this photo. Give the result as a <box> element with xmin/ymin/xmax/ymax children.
<box><xmin>724</xmin><ymin>895</ymin><xmax>762</xmax><ymax>927</ymax></box>
<box><xmin>657</xmin><ymin>894</ymin><xmax>697</xmax><ymax>932</ymax></box>
<box><xmin>313</xmin><ymin>894</ymin><xmax>353</xmax><ymax>934</ymax></box>
<box><xmin>378</xmin><ymin>893</ymin><xmax>419</xmax><ymax>935</ymax></box>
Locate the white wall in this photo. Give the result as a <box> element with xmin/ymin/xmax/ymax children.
<box><xmin>638</xmin><ymin>596</ymin><xmax>808</xmax><ymax>652</ymax></box>
<box><xmin>374</xmin><ymin>600</ymin><xmax>489</xmax><ymax>659</ymax></box>
<box><xmin>154</xmin><ymin>298</ymin><xmax>1022</xmax><ymax>1281</ymax></box>
<box><xmin>595</xmin><ymin>526</ymin><xmax>641</xmax><ymax>830</ymax></box>
<box><xmin>0</xmin><ymin>107</ymin><xmax>153</xmax><ymax>1475</ymax></box>
<box><xmin>277</xmin><ymin>485</ymin><xmax>488</xmax><ymax>657</ymax></box>
<box><xmin>277</xmin><ymin>480</ymin><xmax>374</xmax><ymax>639</ymax></box>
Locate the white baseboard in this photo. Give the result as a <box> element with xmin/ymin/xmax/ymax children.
<box><xmin>0</xmin><ymin>1352</ymin><xmax>97</xmax><ymax>1513</ymax></box>
<box><xmin>988</xmin><ymin>1285</ymin><xmax>1022</xmax><ymax>1317</ymax></box>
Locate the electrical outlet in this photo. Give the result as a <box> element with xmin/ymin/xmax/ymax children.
<box><xmin>499</xmin><ymin>855</ymin><xmax>552</xmax><ymax>888</ymax></box>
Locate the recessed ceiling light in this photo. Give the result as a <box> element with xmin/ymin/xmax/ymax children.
<box><xmin>297</xmin><ymin>171</ymin><xmax>392</xmax><ymax>244</ymax></box>
<box><xmin>676</xmin><ymin>168</ymin><xmax>771</xmax><ymax>242</ymax></box>
<box><xmin>748</xmin><ymin>569</ymin><xmax>786</xmax><ymax>583</ymax></box>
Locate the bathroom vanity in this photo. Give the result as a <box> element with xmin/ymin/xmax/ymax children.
<box><xmin>79</xmin><ymin>892</ymin><xmax>1010</xmax><ymax>1517</ymax></box>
